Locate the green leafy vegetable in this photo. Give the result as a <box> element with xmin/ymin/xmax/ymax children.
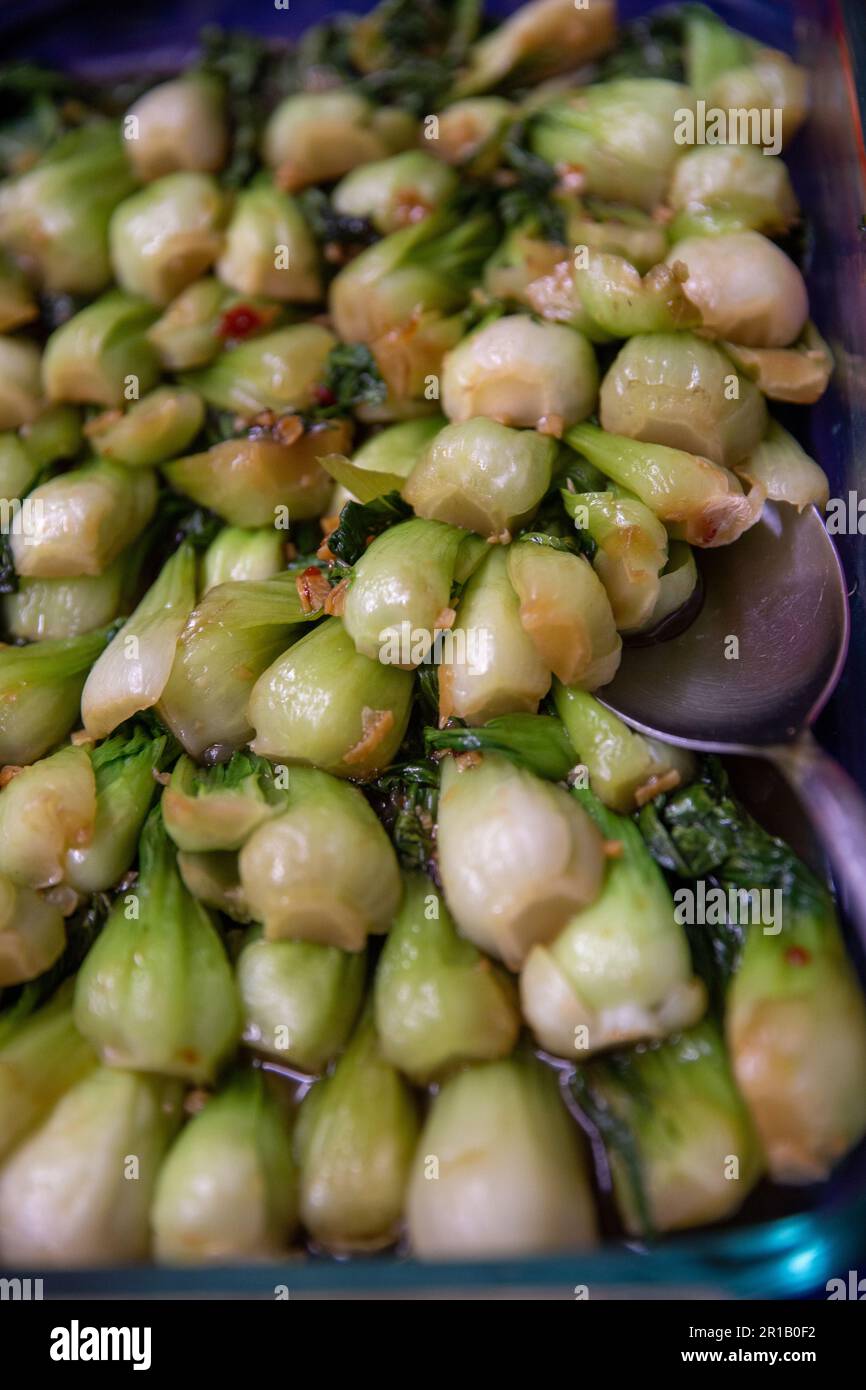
<box><xmin>314</xmin><ymin>343</ymin><xmax>388</xmax><ymax>420</ymax></box>
<box><xmin>326</xmin><ymin>489</ymin><xmax>413</xmax><ymax>566</ymax></box>
<box><xmin>367</xmin><ymin>762</ymin><xmax>440</xmax><ymax>876</ymax></box>
<box><xmin>425</xmin><ymin>713</ymin><xmax>577</xmax><ymax>782</ymax></box>
<box><xmin>499</xmin><ymin>125</ymin><xmax>565</xmax><ymax>241</ymax></box>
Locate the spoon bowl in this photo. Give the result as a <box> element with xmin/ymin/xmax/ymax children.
<box><xmin>599</xmin><ymin>503</ymin><xmax>866</xmax><ymax>942</ymax></box>
<box><xmin>602</xmin><ymin>502</ymin><xmax>849</xmax><ymax>751</ymax></box>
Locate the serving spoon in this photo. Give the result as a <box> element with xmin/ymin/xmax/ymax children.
<box><xmin>598</xmin><ymin>501</ymin><xmax>866</xmax><ymax>940</ymax></box>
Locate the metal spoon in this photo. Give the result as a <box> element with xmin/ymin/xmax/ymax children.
<box><xmin>598</xmin><ymin>501</ymin><xmax>866</xmax><ymax>938</ymax></box>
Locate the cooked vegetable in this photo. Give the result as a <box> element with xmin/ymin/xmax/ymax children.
<box><xmin>0</xmin><ymin>251</ymin><xmax>38</xmax><ymax>332</ymax></box>
<box><xmin>0</xmin><ymin>403</ymin><xmax>84</xmax><ymax>517</ymax></box>
<box><xmin>10</xmin><ymin>459</ymin><xmax>157</xmax><ymax>579</ymax></box>
<box><xmin>3</xmin><ymin>557</ymin><xmax>130</xmax><ymax>642</ymax></box>
<box><xmin>405</xmin><ymin>416</ymin><xmax>556</xmax><ymax>538</ymax></box>
<box><xmin>683</xmin><ymin>5</ymin><xmax>752</xmax><ymax>92</ymax></box>
<box><xmin>733</xmin><ymin>419</ymin><xmax>829</xmax><ymax>512</ymax></box>
<box><xmin>0</xmin><ymin>125</ymin><xmax>136</xmax><ymax>294</ymax></box>
<box><xmin>507</xmin><ymin>539</ymin><xmax>621</xmax><ymax>688</ymax></box>
<box><xmin>599</xmin><ymin>332</ymin><xmax>767</xmax><ymax>468</ymax></box>
<box><xmin>666</xmin><ymin>232</ymin><xmax>809</xmax><ymax>348</ymax></box>
<box><xmin>722</xmin><ymin>323</ymin><xmax>833</xmax><ymax>406</ymax></box>
<box><xmin>428</xmin><ymin>96</ymin><xmax>515</xmax><ymax>173</ymax></box>
<box><xmin>295</xmin><ymin>1010</ymin><xmax>419</xmax><ymax>1252</ymax></box>
<box><xmin>158</xmin><ymin>574</ymin><xmax>317</xmax><ymax>761</ymax></box>
<box><xmin>238</xmin><ymin>765</ymin><xmax>402</xmax><ymax>951</ymax></box>
<box><xmin>124</xmin><ymin>73</ymin><xmax>228</xmax><ymax>181</ymax></box>
<box><xmin>407</xmin><ymin>1049</ymin><xmax>597</xmax><ymax>1257</ymax></box>
<box><xmin>20</xmin><ymin>403</ymin><xmax>83</xmax><ymax>468</ymax></box>
<box><xmin>202</xmin><ymin>526</ymin><xmax>285</xmax><ymax>591</ymax></box>
<box><xmin>648</xmin><ymin>539</ymin><xmax>699</xmax><ymax>629</ymax></box>
<box><xmin>0</xmin><ymin>628</ymin><xmax>107</xmax><ymax>766</ymax></box>
<box><xmin>343</xmin><ymin>516</ymin><xmax>484</xmax><ymax>664</ymax></box>
<box><xmin>0</xmin><ymin>336</ymin><xmax>42</xmax><ymax>430</ymax></box>
<box><xmin>333</xmin><ymin>151</ymin><xmax>458</xmax><ymax>234</ymax></box>
<box><xmin>248</xmin><ymin>617</ymin><xmax>414</xmax><ymax>779</ymax></box>
<box><xmin>237</xmin><ymin>928</ymin><xmax>366</xmax><ymax>1074</ymax></box>
<box><xmin>183</xmin><ymin>323</ymin><xmax>336</xmax><ymax>419</ymax></box>
<box><xmin>339</xmin><ymin>416</ymin><xmax>445</xmax><ymax>500</ymax></box>
<box><xmin>441</xmin><ymin>314</ymin><xmax>597</xmax><ymax>432</ymax></box>
<box><xmin>566</xmin><ymin>422</ymin><xmax>763</xmax><ymax>548</ymax></box>
<box><xmin>65</xmin><ymin>729</ymin><xmax>169</xmax><ymax>894</ymax></box>
<box><xmin>563</xmin><ymin>198</ymin><xmax>668</xmax><ymax>274</ymax></box>
<box><xmin>110</xmin><ymin>173</ymin><xmax>226</xmax><ymax>305</ymax></box>
<box><xmin>728</xmin><ymin>903</ymin><xmax>866</xmax><ymax>1185</ymax></box>
<box><xmin>216</xmin><ymin>179</ymin><xmax>322</xmax><ymax>302</ymax></box>
<box><xmin>163</xmin><ymin>419</ymin><xmax>345</xmax><ymax>527</ymax></box>
<box><xmin>329</xmin><ymin>211</ymin><xmax>496</xmax><ymax>413</ymax></box>
<box><xmin>483</xmin><ymin>218</ymin><xmax>567</xmax><ymax>306</ymax></box>
<box><xmin>573</xmin><ymin>1022</ymin><xmax>763</xmax><ymax>1234</ymax></box>
<box><xmin>570</xmin><ymin>253</ymin><xmax>700</xmax><ymax>339</ymax></box>
<box><xmin>263</xmin><ymin>90</ymin><xmax>415</xmax><ymax>192</ymax></box>
<box><xmin>706</xmin><ymin>50</ymin><xmax>808</xmax><ymax>150</ymax></box>
<box><xmin>0</xmin><ymin>876</ymin><xmax>66</xmax><ymax>986</ymax></box>
<box><xmin>562</xmin><ymin>488</ymin><xmax>669</xmax><ymax>632</ymax></box>
<box><xmin>374</xmin><ymin>872</ymin><xmax>520</xmax><ymax>1083</ymax></box>
<box><xmin>0</xmin><ymin>981</ymin><xmax>97</xmax><ymax>1163</ymax></box>
<box><xmin>74</xmin><ymin>808</ymin><xmax>241</xmax><ymax>1083</ymax></box>
<box><xmin>81</xmin><ymin>541</ymin><xmax>196</xmax><ymax>739</ymax></box>
<box><xmin>0</xmin><ymin>742</ymin><xmax>95</xmax><ymax>888</ymax></box>
<box><xmin>639</xmin><ymin>763</ymin><xmax>866</xmax><ymax>1183</ymax></box>
<box><xmin>523</xmin><ymin>257</ymin><xmax>613</xmax><ymax>340</ymax></box>
<box><xmin>0</xmin><ymin>1068</ymin><xmax>182</xmax><ymax>1266</ymax></box>
<box><xmin>438</xmin><ymin>545</ymin><xmax>551</xmax><ymax>724</ymax></box>
<box><xmin>437</xmin><ymin>751</ymin><xmax>605</xmax><ymax>969</ymax></box>
<box><xmin>531</xmin><ymin>79</ymin><xmax>693</xmax><ymax>211</ymax></box>
<box><xmin>425</xmin><ymin>710</ymin><xmax>578</xmax><ymax>782</ymax></box>
<box><xmin>177</xmin><ymin>849</ymin><xmax>251</xmax><ymax>924</ymax></box>
<box><xmin>455</xmin><ymin>0</ymin><xmax>615</xmax><ymax>95</ymax></box>
<box><xmin>668</xmin><ymin>146</ymin><xmax>799</xmax><ymax>240</ymax></box>
<box><xmin>152</xmin><ymin>1069</ymin><xmax>298</xmax><ymax>1264</ymax></box>
<box><xmin>0</xmin><ymin>0</ymin><xmax>854</xmax><ymax>1269</ymax></box>
<box><xmin>520</xmin><ymin>788</ymin><xmax>706</xmax><ymax>1055</ymax></box>
<box><xmin>147</xmin><ymin>277</ymin><xmax>280</xmax><ymax>371</ymax></box>
<box><xmin>554</xmin><ymin>683</ymin><xmax>696</xmax><ymax>812</ymax></box>
<box><xmin>0</xmin><ymin>432</ymin><xmax>41</xmax><ymax>503</ymax></box>
<box><xmin>84</xmin><ymin>386</ymin><xmax>205</xmax><ymax>467</ymax></box>
<box><xmin>161</xmin><ymin>751</ymin><xmax>284</xmax><ymax>854</ymax></box>
<box><xmin>42</xmin><ymin>291</ymin><xmax>161</xmax><ymax>407</ymax></box>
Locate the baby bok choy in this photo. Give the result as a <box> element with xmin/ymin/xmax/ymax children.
<box><xmin>572</xmin><ymin>1021</ymin><xmax>763</xmax><ymax>1235</ymax></box>
<box><xmin>638</xmin><ymin>760</ymin><xmax>866</xmax><ymax>1183</ymax></box>
<box><xmin>520</xmin><ymin>787</ymin><xmax>706</xmax><ymax>1056</ymax></box>
<box><xmin>437</xmin><ymin>751</ymin><xmax>605</xmax><ymax>970</ymax></box>
<box><xmin>151</xmin><ymin>1069</ymin><xmax>299</xmax><ymax>1265</ymax></box>
<box><xmin>74</xmin><ymin>808</ymin><xmax>241</xmax><ymax>1085</ymax></box>
<box><xmin>407</xmin><ymin>1049</ymin><xmax>597</xmax><ymax>1258</ymax></box>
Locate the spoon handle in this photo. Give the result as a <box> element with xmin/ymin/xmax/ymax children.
<box><xmin>769</xmin><ymin>734</ymin><xmax>866</xmax><ymax>945</ymax></box>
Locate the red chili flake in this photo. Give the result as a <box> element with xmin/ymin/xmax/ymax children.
<box><xmin>312</xmin><ymin>384</ymin><xmax>337</xmax><ymax>407</ymax></box>
<box><xmin>218</xmin><ymin>304</ymin><xmax>264</xmax><ymax>340</ymax></box>
<box><xmin>786</xmin><ymin>946</ymin><xmax>811</xmax><ymax>966</ymax></box>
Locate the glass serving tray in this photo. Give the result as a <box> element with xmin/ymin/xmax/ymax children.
<box><xmin>0</xmin><ymin>0</ymin><xmax>864</xmax><ymax>1299</ymax></box>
